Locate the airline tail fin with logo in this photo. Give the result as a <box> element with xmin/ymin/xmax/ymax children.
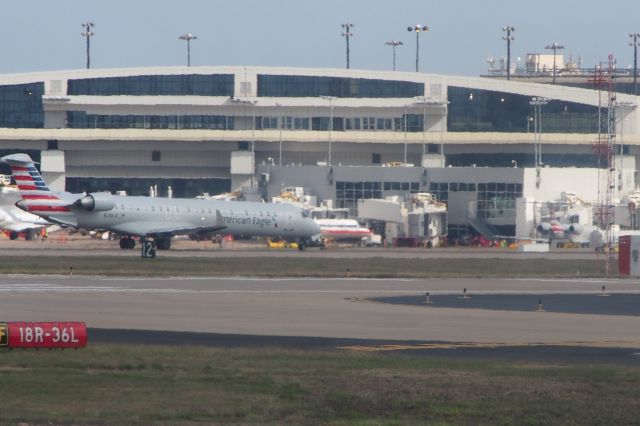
<box><xmin>2</xmin><ymin>154</ymin><xmax>56</xmax><ymax>199</ymax></box>
<box><xmin>1</xmin><ymin>154</ymin><xmax>72</xmax><ymax>216</ymax></box>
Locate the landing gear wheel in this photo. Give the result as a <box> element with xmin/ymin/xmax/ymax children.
<box><xmin>156</xmin><ymin>238</ymin><xmax>171</xmax><ymax>250</ymax></box>
<box><xmin>119</xmin><ymin>237</ymin><xmax>136</xmax><ymax>250</ymax></box>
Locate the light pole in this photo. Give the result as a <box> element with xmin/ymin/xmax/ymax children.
<box><xmin>403</xmin><ymin>108</ymin><xmax>408</xmax><ymax>164</ymax></box>
<box><xmin>320</xmin><ymin>96</ymin><xmax>337</xmax><ymax>165</ymax></box>
<box><xmin>178</xmin><ymin>33</ymin><xmax>197</xmax><ymax>67</ymax></box>
<box><xmin>502</xmin><ymin>26</ymin><xmax>515</xmax><ymax>80</ymax></box>
<box><xmin>407</xmin><ymin>24</ymin><xmax>428</xmax><ymax>72</ymax></box>
<box><xmin>530</xmin><ymin>97</ymin><xmax>549</xmax><ymax>169</ymax></box>
<box><xmin>341</xmin><ymin>23</ymin><xmax>354</xmax><ymax>69</ymax></box>
<box><xmin>81</xmin><ymin>22</ymin><xmax>95</xmax><ymax>69</ymax></box>
<box><xmin>545</xmin><ymin>42</ymin><xmax>565</xmax><ymax>84</ymax></box>
<box><xmin>385</xmin><ymin>40</ymin><xmax>403</xmax><ymax>71</ymax></box>
<box><xmin>250</xmin><ymin>100</ymin><xmax>257</xmax><ymax>186</ymax></box>
<box><xmin>630</xmin><ymin>33</ymin><xmax>640</xmax><ymax>96</ymax></box>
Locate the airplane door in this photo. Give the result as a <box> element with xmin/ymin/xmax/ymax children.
<box><xmin>285</xmin><ymin>213</ymin><xmax>294</xmax><ymax>232</ymax></box>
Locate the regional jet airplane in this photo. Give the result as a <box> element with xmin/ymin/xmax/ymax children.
<box><xmin>1</xmin><ymin>153</ymin><xmax>321</xmax><ymax>250</ymax></box>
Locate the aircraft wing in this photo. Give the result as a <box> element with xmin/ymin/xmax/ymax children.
<box><xmin>109</xmin><ymin>221</ymin><xmax>228</xmax><ymax>237</ymax></box>
<box><xmin>103</xmin><ymin>209</ymin><xmax>227</xmax><ymax>237</ymax></box>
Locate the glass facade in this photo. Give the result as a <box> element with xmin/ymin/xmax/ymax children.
<box><xmin>0</xmin><ymin>83</ymin><xmax>44</xmax><ymax>128</ymax></box>
<box><xmin>67</xmin><ymin>74</ymin><xmax>234</xmax><ymax>96</ymax></box>
<box><xmin>66</xmin><ymin>177</ymin><xmax>230</xmax><ymax>198</ymax></box>
<box><xmin>67</xmin><ymin>112</ymin><xmax>234</xmax><ymax>130</ymax></box>
<box><xmin>336</xmin><ymin>180</ymin><xmax>420</xmax><ymax>212</ymax></box>
<box><xmin>446</xmin><ymin>153</ymin><xmax>601</xmax><ymax>168</ymax></box>
<box><xmin>66</xmin><ymin>110</ymin><xmax>427</xmax><ymax>132</ymax></box>
<box><xmin>257</xmin><ymin>75</ymin><xmax>424</xmax><ymax>98</ymax></box>
<box><xmin>447</xmin><ymin>86</ymin><xmax>605</xmax><ymax>133</ymax></box>
<box><xmin>559</xmin><ymin>82</ymin><xmax>638</xmax><ymax>96</ymax></box>
<box><xmin>429</xmin><ymin>181</ymin><xmax>522</xmax><ymax>207</ymax></box>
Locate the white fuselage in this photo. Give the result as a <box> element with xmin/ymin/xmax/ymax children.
<box><xmin>44</xmin><ymin>193</ymin><xmax>321</xmax><ymax>239</ymax></box>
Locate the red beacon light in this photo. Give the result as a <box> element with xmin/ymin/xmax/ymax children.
<box><xmin>0</xmin><ymin>322</ymin><xmax>87</xmax><ymax>349</ymax></box>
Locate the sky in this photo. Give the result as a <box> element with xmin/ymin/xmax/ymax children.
<box><xmin>0</xmin><ymin>0</ymin><xmax>639</xmax><ymax>76</ymax></box>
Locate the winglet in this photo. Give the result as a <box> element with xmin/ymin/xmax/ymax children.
<box><xmin>215</xmin><ymin>209</ymin><xmax>225</xmax><ymax>228</ymax></box>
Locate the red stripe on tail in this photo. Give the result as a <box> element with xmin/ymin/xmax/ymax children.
<box><xmin>22</xmin><ymin>194</ymin><xmax>60</xmax><ymax>200</ymax></box>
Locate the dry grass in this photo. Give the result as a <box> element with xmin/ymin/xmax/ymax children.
<box><xmin>0</xmin><ymin>344</ymin><xmax>638</xmax><ymax>424</ymax></box>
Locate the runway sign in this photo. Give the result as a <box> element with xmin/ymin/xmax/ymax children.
<box><xmin>0</xmin><ymin>322</ymin><xmax>87</xmax><ymax>349</ymax></box>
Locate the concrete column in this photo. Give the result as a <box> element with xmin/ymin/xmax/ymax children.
<box><xmin>40</xmin><ymin>150</ymin><xmax>66</xmax><ymax>192</ymax></box>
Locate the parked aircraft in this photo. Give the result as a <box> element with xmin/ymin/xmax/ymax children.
<box><xmin>1</xmin><ymin>153</ymin><xmax>321</xmax><ymax>250</ymax></box>
<box><xmin>0</xmin><ymin>185</ymin><xmax>50</xmax><ymax>240</ymax></box>
<box><xmin>315</xmin><ymin>219</ymin><xmax>372</xmax><ymax>240</ymax></box>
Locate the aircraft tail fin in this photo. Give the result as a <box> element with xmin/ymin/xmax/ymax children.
<box><xmin>1</xmin><ymin>154</ymin><xmax>59</xmax><ymax>201</ymax></box>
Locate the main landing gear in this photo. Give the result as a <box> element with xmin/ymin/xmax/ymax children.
<box><xmin>155</xmin><ymin>237</ymin><xmax>171</xmax><ymax>250</ymax></box>
<box><xmin>119</xmin><ymin>236</ymin><xmax>171</xmax><ymax>251</ymax></box>
<box><xmin>119</xmin><ymin>236</ymin><xmax>136</xmax><ymax>249</ymax></box>
<box><xmin>119</xmin><ymin>236</ymin><xmax>171</xmax><ymax>250</ymax></box>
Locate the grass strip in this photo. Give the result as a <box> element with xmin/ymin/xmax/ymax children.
<box><xmin>0</xmin><ymin>256</ymin><xmax>618</xmax><ymax>277</ymax></box>
<box><xmin>0</xmin><ymin>344</ymin><xmax>638</xmax><ymax>425</ymax></box>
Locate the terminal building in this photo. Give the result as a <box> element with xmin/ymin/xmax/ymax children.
<box><xmin>0</xmin><ymin>66</ymin><xmax>638</xmax><ymax>239</ymax></box>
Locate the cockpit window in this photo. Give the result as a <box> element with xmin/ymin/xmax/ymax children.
<box><xmin>301</xmin><ymin>210</ymin><xmax>310</xmax><ymax>218</ymax></box>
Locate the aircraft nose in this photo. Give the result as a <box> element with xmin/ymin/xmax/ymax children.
<box><xmin>311</xmin><ymin>219</ymin><xmax>322</xmax><ymax>235</ymax></box>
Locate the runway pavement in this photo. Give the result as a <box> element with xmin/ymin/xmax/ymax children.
<box><xmin>1</xmin><ymin>275</ymin><xmax>639</xmax><ymax>354</ymax></box>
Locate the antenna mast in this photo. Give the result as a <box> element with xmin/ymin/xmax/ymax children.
<box><xmin>592</xmin><ymin>54</ymin><xmax>617</xmax><ymax>271</ymax></box>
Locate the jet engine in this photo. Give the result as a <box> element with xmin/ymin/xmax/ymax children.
<box><xmin>536</xmin><ymin>223</ymin><xmax>551</xmax><ymax>234</ymax></box>
<box><xmin>568</xmin><ymin>224</ymin><xmax>583</xmax><ymax>234</ymax></box>
<box><xmin>74</xmin><ymin>193</ymin><xmax>115</xmax><ymax>212</ymax></box>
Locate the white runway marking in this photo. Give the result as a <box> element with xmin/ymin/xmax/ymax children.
<box><xmin>97</xmin><ymin>276</ymin><xmax>419</xmax><ymax>282</ymax></box>
<box><xmin>2</xmin><ymin>283</ymin><xmax>640</xmax><ymax>296</ymax></box>
<box><xmin>508</xmin><ymin>278</ymin><xmax>640</xmax><ymax>285</ymax></box>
